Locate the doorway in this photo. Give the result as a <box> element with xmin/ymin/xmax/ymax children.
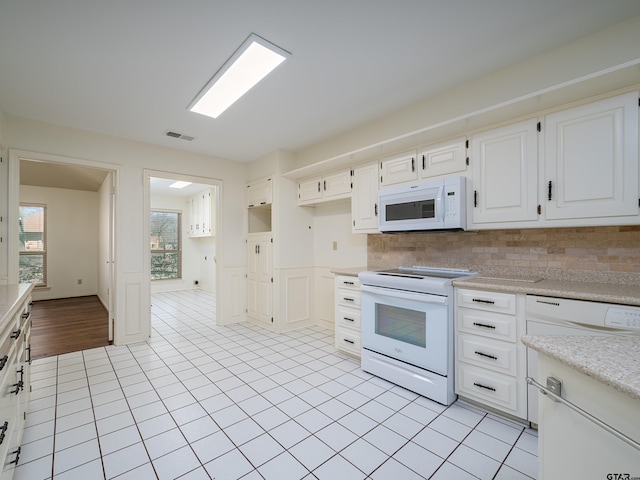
<box><xmin>9</xmin><ymin>152</ymin><xmax>116</xmax><ymax>356</ymax></box>
<box><xmin>145</xmin><ymin>171</ymin><xmax>220</xmax><ymax>324</ymax></box>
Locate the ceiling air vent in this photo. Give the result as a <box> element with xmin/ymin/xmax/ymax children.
<box><xmin>165</xmin><ymin>131</ymin><xmax>195</xmax><ymax>142</ymax></box>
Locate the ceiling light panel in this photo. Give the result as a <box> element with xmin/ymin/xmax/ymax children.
<box><xmin>189</xmin><ymin>33</ymin><xmax>290</xmax><ymax>119</ymax></box>
<box><xmin>169</xmin><ymin>181</ymin><xmax>192</xmax><ymax>189</ymax></box>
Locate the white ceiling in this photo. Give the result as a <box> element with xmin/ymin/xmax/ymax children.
<box><xmin>2</xmin><ymin>1</ymin><xmax>640</xmax><ymax>163</ymax></box>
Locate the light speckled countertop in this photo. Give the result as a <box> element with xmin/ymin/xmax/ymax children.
<box><xmin>522</xmin><ymin>335</ymin><xmax>640</xmax><ymax>400</ymax></box>
<box><xmin>453</xmin><ymin>276</ymin><xmax>640</xmax><ymax>306</ymax></box>
<box><xmin>330</xmin><ymin>267</ymin><xmax>368</xmax><ymax>277</ymax></box>
<box><xmin>0</xmin><ymin>284</ymin><xmax>34</xmax><ymax>328</ymax></box>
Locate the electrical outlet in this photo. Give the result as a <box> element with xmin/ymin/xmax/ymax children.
<box><xmin>332</xmin><ymin>241</ymin><xmax>338</xmax><ymax>251</ymax></box>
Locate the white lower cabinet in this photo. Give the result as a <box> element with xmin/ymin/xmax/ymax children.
<box><xmin>455</xmin><ymin>288</ymin><xmax>527</xmax><ymax>420</ymax></box>
<box><xmin>334</xmin><ymin>275</ymin><xmax>361</xmax><ymax>357</ymax></box>
<box><xmin>0</xmin><ymin>284</ymin><xmax>33</xmax><ymax>479</ymax></box>
<box><xmin>246</xmin><ymin>233</ymin><xmax>273</xmax><ymax>327</ymax></box>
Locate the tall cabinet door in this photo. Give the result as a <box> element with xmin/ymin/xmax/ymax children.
<box><xmin>544</xmin><ymin>92</ymin><xmax>639</xmax><ymax>220</ymax></box>
<box><xmin>246</xmin><ymin>233</ymin><xmax>272</xmax><ymax>326</ymax></box>
<box><xmin>351</xmin><ymin>162</ymin><xmax>379</xmax><ymax>233</ymax></box>
<box><xmin>471</xmin><ymin>120</ymin><xmax>539</xmax><ymax>224</ymax></box>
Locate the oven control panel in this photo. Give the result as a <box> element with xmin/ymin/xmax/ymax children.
<box><xmin>605</xmin><ymin>306</ymin><xmax>640</xmax><ymax>330</ymax></box>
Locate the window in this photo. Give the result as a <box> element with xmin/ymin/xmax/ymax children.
<box><xmin>150</xmin><ymin>210</ymin><xmax>181</xmax><ymax>280</ymax></box>
<box><xmin>19</xmin><ymin>204</ymin><xmax>47</xmax><ymax>286</ymax></box>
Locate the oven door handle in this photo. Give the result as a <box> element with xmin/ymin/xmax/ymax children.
<box><xmin>360</xmin><ymin>284</ymin><xmax>447</xmax><ymax>304</ymax></box>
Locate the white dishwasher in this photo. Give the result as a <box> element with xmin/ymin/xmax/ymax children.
<box><xmin>526</xmin><ymin>295</ymin><xmax>640</xmax><ymax>425</ymax></box>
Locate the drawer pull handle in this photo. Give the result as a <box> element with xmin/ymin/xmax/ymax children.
<box><xmin>10</xmin><ymin>329</ymin><xmax>21</xmax><ymax>339</ymax></box>
<box><xmin>0</xmin><ymin>421</ymin><xmax>7</xmax><ymax>445</ymax></box>
<box><xmin>21</xmin><ymin>312</ymin><xmax>30</xmax><ymax>320</ymax></box>
<box><xmin>343</xmin><ymin>297</ymin><xmax>354</xmax><ymax>302</ymax></box>
<box><xmin>343</xmin><ymin>317</ymin><xmax>355</xmax><ymax>322</ymax></box>
<box><xmin>343</xmin><ymin>281</ymin><xmax>355</xmax><ymax>285</ymax></box>
<box><xmin>472</xmin><ymin>322</ymin><xmax>496</xmax><ymax>330</ymax></box>
<box><xmin>473</xmin><ymin>382</ymin><xmax>496</xmax><ymax>392</ymax></box>
<box><xmin>11</xmin><ymin>381</ymin><xmax>24</xmax><ymax>395</ymax></box>
<box><xmin>472</xmin><ymin>298</ymin><xmax>495</xmax><ymax>305</ymax></box>
<box><xmin>9</xmin><ymin>446</ymin><xmax>20</xmax><ymax>465</ymax></box>
<box><xmin>475</xmin><ymin>351</ymin><xmax>498</xmax><ymax>360</ymax></box>
<box><xmin>343</xmin><ymin>339</ymin><xmax>355</xmax><ymax>345</ymax></box>
<box><xmin>0</xmin><ymin>355</ymin><xmax>8</xmax><ymax>371</ymax></box>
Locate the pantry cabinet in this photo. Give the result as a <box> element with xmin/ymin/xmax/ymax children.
<box><xmin>543</xmin><ymin>91</ymin><xmax>639</xmax><ymax>221</ymax></box>
<box><xmin>298</xmin><ymin>169</ymin><xmax>352</xmax><ymax>205</ymax></box>
<box><xmin>0</xmin><ymin>284</ymin><xmax>33</xmax><ymax>479</ymax></box>
<box><xmin>470</xmin><ymin>120</ymin><xmax>539</xmax><ymax>225</ymax></box>
<box><xmin>455</xmin><ymin>288</ymin><xmax>528</xmax><ymax>420</ymax></box>
<box><xmin>188</xmin><ymin>188</ymin><xmax>215</xmax><ymax>237</ymax></box>
<box><xmin>246</xmin><ymin>233</ymin><xmax>273</xmax><ymax>327</ymax></box>
<box><xmin>351</xmin><ymin>162</ymin><xmax>379</xmax><ymax>233</ymax></box>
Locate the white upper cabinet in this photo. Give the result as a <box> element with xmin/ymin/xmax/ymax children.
<box><xmin>380</xmin><ymin>150</ymin><xmax>418</xmax><ymax>186</ymax></box>
<box><xmin>420</xmin><ymin>138</ymin><xmax>468</xmax><ymax>178</ymax></box>
<box><xmin>543</xmin><ymin>91</ymin><xmax>639</xmax><ymax>220</ymax></box>
<box><xmin>470</xmin><ymin>120</ymin><xmax>539</xmax><ymax>225</ymax></box>
<box><xmin>188</xmin><ymin>188</ymin><xmax>215</xmax><ymax>237</ymax></box>
<box><xmin>298</xmin><ymin>169</ymin><xmax>352</xmax><ymax>205</ymax></box>
<box><xmin>351</xmin><ymin>162</ymin><xmax>379</xmax><ymax>233</ymax></box>
<box><xmin>246</xmin><ymin>177</ymin><xmax>272</xmax><ymax>208</ymax></box>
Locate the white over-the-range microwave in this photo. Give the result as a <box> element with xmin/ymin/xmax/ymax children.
<box><xmin>378</xmin><ymin>175</ymin><xmax>466</xmax><ymax>232</ymax></box>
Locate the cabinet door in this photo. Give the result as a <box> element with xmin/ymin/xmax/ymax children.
<box><xmin>247</xmin><ymin>178</ymin><xmax>272</xmax><ymax>208</ymax></box>
<box><xmin>322</xmin><ymin>170</ymin><xmax>352</xmax><ymax>200</ymax></box>
<box><xmin>420</xmin><ymin>138</ymin><xmax>467</xmax><ymax>178</ymax></box>
<box><xmin>246</xmin><ymin>234</ymin><xmax>272</xmax><ymax>326</ymax></box>
<box><xmin>351</xmin><ymin>163</ymin><xmax>379</xmax><ymax>233</ymax></box>
<box><xmin>190</xmin><ymin>193</ymin><xmax>202</xmax><ymax>236</ymax></box>
<box><xmin>380</xmin><ymin>151</ymin><xmax>418</xmax><ymax>186</ymax></box>
<box><xmin>298</xmin><ymin>177</ymin><xmax>322</xmax><ymax>204</ymax></box>
<box><xmin>471</xmin><ymin>120</ymin><xmax>538</xmax><ymax>224</ymax></box>
<box><xmin>544</xmin><ymin>92</ymin><xmax>639</xmax><ymax>220</ymax></box>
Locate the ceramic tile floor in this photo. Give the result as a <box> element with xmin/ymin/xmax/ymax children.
<box><xmin>15</xmin><ymin>290</ymin><xmax>538</xmax><ymax>480</ymax></box>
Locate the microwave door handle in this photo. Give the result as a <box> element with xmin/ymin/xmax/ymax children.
<box><xmin>437</xmin><ymin>186</ymin><xmax>445</xmax><ymax>222</ymax></box>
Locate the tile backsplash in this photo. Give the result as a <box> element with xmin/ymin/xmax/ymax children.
<box><xmin>367</xmin><ymin>226</ymin><xmax>640</xmax><ymax>284</ymax></box>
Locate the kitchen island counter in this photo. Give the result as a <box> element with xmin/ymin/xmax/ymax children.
<box><xmin>522</xmin><ymin>334</ymin><xmax>640</xmax><ymax>401</ymax></box>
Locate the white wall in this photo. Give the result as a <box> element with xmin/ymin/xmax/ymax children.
<box><xmin>313</xmin><ymin>199</ymin><xmax>367</xmax><ymax>269</ymax></box>
<box><xmin>4</xmin><ymin>116</ymin><xmax>247</xmax><ymax>344</ymax></box>
<box><xmin>150</xmin><ymin>193</ymin><xmax>216</xmax><ymax>294</ymax></box>
<box><xmin>293</xmin><ymin>15</ymin><xmax>640</xmax><ymax>169</ymax></box>
<box><xmin>20</xmin><ymin>185</ymin><xmax>99</xmax><ymax>300</ymax></box>
<box><xmin>0</xmin><ymin>111</ymin><xmax>7</xmax><ymax>285</ymax></box>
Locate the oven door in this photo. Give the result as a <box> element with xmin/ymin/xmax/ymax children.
<box><xmin>360</xmin><ymin>284</ymin><xmax>451</xmax><ymax>375</ymax></box>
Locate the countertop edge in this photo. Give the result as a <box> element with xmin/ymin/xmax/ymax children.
<box><xmin>522</xmin><ymin>334</ymin><xmax>640</xmax><ymax>401</ymax></box>
<box><xmin>453</xmin><ymin>277</ymin><xmax>640</xmax><ymax>306</ymax></box>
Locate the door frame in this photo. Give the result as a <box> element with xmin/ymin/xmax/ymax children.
<box><xmin>8</xmin><ymin>149</ymin><xmax>118</xmax><ymax>341</ymax></box>
<box><xmin>144</xmin><ymin>169</ymin><xmax>222</xmax><ymax>322</ymax></box>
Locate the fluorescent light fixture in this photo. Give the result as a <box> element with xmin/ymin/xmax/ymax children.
<box><xmin>189</xmin><ymin>33</ymin><xmax>289</xmax><ymax>119</ymax></box>
<box><xmin>169</xmin><ymin>181</ymin><xmax>192</xmax><ymax>189</ymax></box>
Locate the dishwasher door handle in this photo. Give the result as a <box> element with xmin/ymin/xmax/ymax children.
<box><xmin>527</xmin><ymin>377</ymin><xmax>640</xmax><ymax>453</ymax></box>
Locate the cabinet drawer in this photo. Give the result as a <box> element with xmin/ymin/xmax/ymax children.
<box><xmin>457</xmin><ymin>333</ymin><xmax>516</xmax><ymax>376</ymax></box>
<box><xmin>335</xmin><ymin>327</ymin><xmax>361</xmax><ymax>356</ymax></box>
<box><xmin>336</xmin><ymin>288</ymin><xmax>361</xmax><ymax>308</ymax></box>
<box><xmin>336</xmin><ymin>306</ymin><xmax>361</xmax><ymax>330</ymax></box>
<box><xmin>457</xmin><ymin>289</ymin><xmax>516</xmax><ymax>315</ymax></box>
<box><xmin>336</xmin><ymin>276</ymin><xmax>361</xmax><ymax>289</ymax></box>
<box><xmin>457</xmin><ymin>363</ymin><xmax>517</xmax><ymax>411</ymax></box>
<box><xmin>457</xmin><ymin>308</ymin><xmax>516</xmax><ymax>342</ymax></box>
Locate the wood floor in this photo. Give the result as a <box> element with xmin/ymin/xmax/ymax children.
<box><xmin>30</xmin><ymin>296</ymin><xmax>110</xmax><ymax>359</ymax></box>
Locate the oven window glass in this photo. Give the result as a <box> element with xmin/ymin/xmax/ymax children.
<box><xmin>375</xmin><ymin>304</ymin><xmax>426</xmax><ymax>348</ymax></box>
<box><xmin>385</xmin><ymin>199</ymin><xmax>435</xmax><ymax>221</ymax></box>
